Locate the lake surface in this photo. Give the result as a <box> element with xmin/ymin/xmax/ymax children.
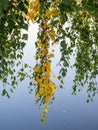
<box><xmin>0</xmin><ymin>23</ymin><xmax>98</xmax><ymax>130</ymax></box>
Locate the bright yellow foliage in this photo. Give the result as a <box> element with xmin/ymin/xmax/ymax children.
<box><xmin>28</xmin><ymin>0</ymin><xmax>40</xmax><ymax>22</ymax></box>
<box><xmin>27</xmin><ymin>0</ymin><xmax>62</xmax><ymax>122</ymax></box>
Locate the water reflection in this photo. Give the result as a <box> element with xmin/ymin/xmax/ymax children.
<box><xmin>1</xmin><ymin>25</ymin><xmax>98</xmax><ymax>123</ymax></box>
<box><xmin>73</xmin><ymin>43</ymin><xmax>98</xmax><ymax>102</ymax></box>
<box><xmin>32</xmin><ymin>23</ymin><xmax>58</xmax><ymax>122</ymax></box>
<box><xmin>0</xmin><ymin>0</ymin><xmax>98</xmax><ymax>129</ymax></box>
<box><xmin>0</xmin><ymin>22</ymin><xmax>98</xmax><ymax>130</ymax></box>
<box><xmin>0</xmin><ymin>0</ymin><xmax>98</xmax><ymax>123</ymax></box>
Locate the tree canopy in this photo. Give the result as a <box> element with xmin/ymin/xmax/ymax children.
<box><xmin>0</xmin><ymin>0</ymin><xmax>29</xmax><ymax>90</ymax></box>
<box><xmin>0</xmin><ymin>0</ymin><xmax>98</xmax><ymax>122</ymax></box>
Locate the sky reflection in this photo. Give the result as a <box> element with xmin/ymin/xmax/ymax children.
<box><xmin>0</xmin><ymin>23</ymin><xmax>98</xmax><ymax>130</ymax></box>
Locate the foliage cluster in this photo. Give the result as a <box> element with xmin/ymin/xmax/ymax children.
<box><xmin>0</xmin><ymin>0</ymin><xmax>29</xmax><ymax>95</ymax></box>
<box><xmin>0</xmin><ymin>0</ymin><xmax>98</xmax><ymax>122</ymax></box>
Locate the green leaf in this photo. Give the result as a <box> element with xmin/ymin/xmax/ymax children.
<box><xmin>87</xmin><ymin>99</ymin><xmax>89</xmax><ymax>103</ymax></box>
<box><xmin>10</xmin><ymin>89</ymin><xmax>14</xmax><ymax>93</ymax></box>
<box><xmin>22</xmin><ymin>34</ymin><xmax>28</xmax><ymax>40</ymax></box>
<box><xmin>63</xmin><ymin>61</ymin><xmax>68</xmax><ymax>67</ymax></box>
<box><xmin>9</xmin><ymin>70</ymin><xmax>13</xmax><ymax>75</ymax></box>
<box><xmin>29</xmin><ymin>82</ymin><xmax>33</xmax><ymax>86</ymax></box>
<box><xmin>72</xmin><ymin>85</ymin><xmax>76</xmax><ymax>93</ymax></box>
<box><xmin>58</xmin><ymin>76</ymin><xmax>61</xmax><ymax>80</ymax></box>
<box><xmin>24</xmin><ymin>63</ymin><xmax>28</xmax><ymax>68</ymax></box>
<box><xmin>60</xmin><ymin>40</ymin><xmax>66</xmax><ymax>48</ymax></box>
<box><xmin>63</xmin><ymin>0</ymin><xmax>69</xmax><ymax>5</ymax></box>
<box><xmin>2</xmin><ymin>89</ymin><xmax>10</xmax><ymax>98</ymax></box>
<box><xmin>0</xmin><ymin>0</ymin><xmax>9</xmax><ymax>10</ymax></box>
<box><xmin>3</xmin><ymin>78</ymin><xmax>7</xmax><ymax>83</ymax></box>
<box><xmin>60</xmin><ymin>14</ymin><xmax>67</xmax><ymax>24</ymax></box>
<box><xmin>22</xmin><ymin>23</ymin><xmax>28</xmax><ymax>30</ymax></box>
<box><xmin>21</xmin><ymin>42</ymin><xmax>26</xmax><ymax>48</ymax></box>
<box><xmin>2</xmin><ymin>89</ymin><xmax>6</xmax><ymax>96</ymax></box>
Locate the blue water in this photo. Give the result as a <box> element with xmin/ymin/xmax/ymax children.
<box><xmin>0</xmin><ymin>23</ymin><xmax>98</xmax><ymax>130</ymax></box>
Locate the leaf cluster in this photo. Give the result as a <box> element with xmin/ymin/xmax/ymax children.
<box><xmin>0</xmin><ymin>0</ymin><xmax>29</xmax><ymax>94</ymax></box>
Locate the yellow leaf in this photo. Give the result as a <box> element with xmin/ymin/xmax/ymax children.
<box><xmin>45</xmin><ymin>96</ymin><xmax>51</xmax><ymax>103</ymax></box>
<box><xmin>48</xmin><ymin>53</ymin><xmax>54</xmax><ymax>58</ymax></box>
